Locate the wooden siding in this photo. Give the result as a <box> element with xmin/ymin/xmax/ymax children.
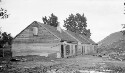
<box><xmin>12</xmin><ymin>21</ymin><xmax>62</xmax><ymax>57</ymax></box>
<box><xmin>12</xmin><ymin>43</ymin><xmax>61</xmax><ymax>57</ymax></box>
<box><xmin>13</xmin><ymin>22</ymin><xmax>59</xmax><ymax>43</ymax></box>
<box><xmin>81</xmin><ymin>44</ymin><xmax>96</xmax><ymax>55</ymax></box>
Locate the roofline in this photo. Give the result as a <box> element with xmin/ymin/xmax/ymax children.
<box><xmin>13</xmin><ymin>21</ymin><xmax>61</xmax><ymax>42</ymax></box>
<box><xmin>79</xmin><ymin>35</ymin><xmax>91</xmax><ymax>44</ymax></box>
<box><xmin>13</xmin><ymin>21</ymin><xmax>37</xmax><ymax>40</ymax></box>
<box><xmin>79</xmin><ymin>35</ymin><xmax>96</xmax><ymax>45</ymax></box>
<box><xmin>64</xmin><ymin>30</ymin><xmax>81</xmax><ymax>44</ymax></box>
<box><xmin>36</xmin><ymin>21</ymin><xmax>61</xmax><ymax>41</ymax></box>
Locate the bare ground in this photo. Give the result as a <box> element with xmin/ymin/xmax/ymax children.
<box><xmin>0</xmin><ymin>55</ymin><xmax>125</xmax><ymax>73</ymax></box>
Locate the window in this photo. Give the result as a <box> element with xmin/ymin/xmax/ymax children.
<box><xmin>33</xmin><ymin>27</ymin><xmax>38</xmax><ymax>35</ymax></box>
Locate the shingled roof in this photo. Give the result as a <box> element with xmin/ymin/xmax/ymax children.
<box><xmin>14</xmin><ymin>21</ymin><xmax>95</xmax><ymax>44</ymax></box>
<box><xmin>64</xmin><ymin>30</ymin><xmax>89</xmax><ymax>44</ymax></box>
<box><xmin>65</xmin><ymin>30</ymin><xmax>96</xmax><ymax>44</ymax></box>
<box><xmin>79</xmin><ymin>34</ymin><xmax>96</xmax><ymax>45</ymax></box>
<box><xmin>37</xmin><ymin>21</ymin><xmax>77</xmax><ymax>43</ymax></box>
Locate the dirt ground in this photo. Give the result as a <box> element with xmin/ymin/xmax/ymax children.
<box><xmin>1</xmin><ymin>55</ymin><xmax>125</xmax><ymax>73</ymax></box>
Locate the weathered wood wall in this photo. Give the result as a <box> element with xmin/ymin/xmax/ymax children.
<box><xmin>12</xmin><ymin>43</ymin><xmax>61</xmax><ymax>57</ymax></box>
<box><xmin>13</xmin><ymin>22</ymin><xmax>59</xmax><ymax>43</ymax></box>
<box><xmin>12</xmin><ymin>22</ymin><xmax>61</xmax><ymax>57</ymax></box>
<box><xmin>82</xmin><ymin>44</ymin><xmax>97</xmax><ymax>55</ymax></box>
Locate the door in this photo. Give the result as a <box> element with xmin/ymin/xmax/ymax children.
<box><xmin>75</xmin><ymin>45</ymin><xmax>77</xmax><ymax>56</ymax></box>
<box><xmin>82</xmin><ymin>46</ymin><xmax>85</xmax><ymax>55</ymax></box>
<box><xmin>82</xmin><ymin>46</ymin><xmax>83</xmax><ymax>55</ymax></box>
<box><xmin>61</xmin><ymin>45</ymin><xmax>64</xmax><ymax>58</ymax></box>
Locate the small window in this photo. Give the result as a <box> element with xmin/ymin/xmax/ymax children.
<box><xmin>33</xmin><ymin>27</ymin><xmax>38</xmax><ymax>35</ymax></box>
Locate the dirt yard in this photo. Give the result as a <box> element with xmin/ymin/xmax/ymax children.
<box><xmin>0</xmin><ymin>55</ymin><xmax>125</xmax><ymax>73</ymax></box>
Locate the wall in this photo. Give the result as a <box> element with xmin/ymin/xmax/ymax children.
<box><xmin>12</xmin><ymin>22</ymin><xmax>62</xmax><ymax>58</ymax></box>
<box><xmin>13</xmin><ymin>21</ymin><xmax>59</xmax><ymax>43</ymax></box>
<box><xmin>62</xmin><ymin>44</ymin><xmax>77</xmax><ymax>58</ymax></box>
<box><xmin>12</xmin><ymin>43</ymin><xmax>61</xmax><ymax>58</ymax></box>
<box><xmin>77</xmin><ymin>45</ymin><xmax>82</xmax><ymax>55</ymax></box>
<box><xmin>82</xmin><ymin>44</ymin><xmax>97</xmax><ymax>55</ymax></box>
<box><xmin>60</xmin><ymin>44</ymin><xmax>97</xmax><ymax>58</ymax></box>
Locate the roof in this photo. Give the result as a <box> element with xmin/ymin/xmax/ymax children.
<box><xmin>65</xmin><ymin>30</ymin><xmax>89</xmax><ymax>44</ymax></box>
<box><xmin>13</xmin><ymin>21</ymin><xmax>77</xmax><ymax>43</ymax></box>
<box><xmin>65</xmin><ymin>30</ymin><xmax>96</xmax><ymax>44</ymax></box>
<box><xmin>35</xmin><ymin>21</ymin><xmax>78</xmax><ymax>43</ymax></box>
<box><xmin>79</xmin><ymin>34</ymin><xmax>96</xmax><ymax>44</ymax></box>
<box><xmin>14</xmin><ymin>21</ymin><xmax>95</xmax><ymax>44</ymax></box>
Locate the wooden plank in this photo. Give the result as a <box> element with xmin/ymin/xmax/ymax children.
<box><xmin>12</xmin><ymin>43</ymin><xmax>61</xmax><ymax>57</ymax></box>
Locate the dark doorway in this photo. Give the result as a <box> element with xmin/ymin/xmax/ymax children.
<box><xmin>82</xmin><ymin>46</ymin><xmax>83</xmax><ymax>55</ymax></box>
<box><xmin>82</xmin><ymin>46</ymin><xmax>85</xmax><ymax>55</ymax></box>
<box><xmin>61</xmin><ymin>45</ymin><xmax>64</xmax><ymax>58</ymax></box>
<box><xmin>75</xmin><ymin>45</ymin><xmax>77</xmax><ymax>56</ymax></box>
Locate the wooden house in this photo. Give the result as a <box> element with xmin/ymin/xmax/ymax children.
<box><xmin>65</xmin><ymin>30</ymin><xmax>97</xmax><ymax>55</ymax></box>
<box><xmin>12</xmin><ymin>21</ymin><xmax>79</xmax><ymax>58</ymax></box>
<box><xmin>12</xmin><ymin>21</ymin><xmax>97</xmax><ymax>58</ymax></box>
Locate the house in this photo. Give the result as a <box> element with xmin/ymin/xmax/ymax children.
<box><xmin>80</xmin><ymin>33</ymin><xmax>97</xmax><ymax>54</ymax></box>
<box><xmin>12</xmin><ymin>21</ymin><xmax>79</xmax><ymax>58</ymax></box>
<box><xmin>12</xmin><ymin>21</ymin><xmax>97</xmax><ymax>58</ymax></box>
<box><xmin>65</xmin><ymin>30</ymin><xmax>97</xmax><ymax>55</ymax></box>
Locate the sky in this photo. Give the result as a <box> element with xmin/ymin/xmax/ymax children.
<box><xmin>0</xmin><ymin>0</ymin><xmax>125</xmax><ymax>43</ymax></box>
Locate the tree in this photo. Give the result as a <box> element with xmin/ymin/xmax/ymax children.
<box><xmin>121</xmin><ymin>24</ymin><xmax>125</xmax><ymax>35</ymax></box>
<box><xmin>0</xmin><ymin>0</ymin><xmax>9</xmax><ymax>19</ymax></box>
<box><xmin>0</xmin><ymin>32</ymin><xmax>13</xmax><ymax>48</ymax></box>
<box><xmin>63</xmin><ymin>13</ymin><xmax>91</xmax><ymax>38</ymax></box>
<box><xmin>0</xmin><ymin>8</ymin><xmax>9</xmax><ymax>19</ymax></box>
<box><xmin>42</xmin><ymin>13</ymin><xmax>59</xmax><ymax>27</ymax></box>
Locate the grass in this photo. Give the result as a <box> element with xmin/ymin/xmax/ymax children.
<box><xmin>1</xmin><ymin>50</ymin><xmax>125</xmax><ymax>73</ymax></box>
<box><xmin>0</xmin><ymin>64</ymin><xmax>48</xmax><ymax>73</ymax></box>
<box><xmin>106</xmin><ymin>64</ymin><xmax>125</xmax><ymax>73</ymax></box>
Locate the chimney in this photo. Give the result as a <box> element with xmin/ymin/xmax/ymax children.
<box><xmin>57</xmin><ymin>23</ymin><xmax>62</xmax><ymax>33</ymax></box>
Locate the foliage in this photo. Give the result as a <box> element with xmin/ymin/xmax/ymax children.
<box><xmin>0</xmin><ymin>8</ymin><xmax>9</xmax><ymax>19</ymax></box>
<box><xmin>121</xmin><ymin>30</ymin><xmax>125</xmax><ymax>35</ymax></box>
<box><xmin>107</xmin><ymin>65</ymin><xmax>125</xmax><ymax>72</ymax></box>
<box><xmin>0</xmin><ymin>49</ymin><xmax>12</xmax><ymax>57</ymax></box>
<box><xmin>42</xmin><ymin>13</ymin><xmax>59</xmax><ymax>27</ymax></box>
<box><xmin>0</xmin><ymin>32</ymin><xmax>13</xmax><ymax>48</ymax></box>
<box><xmin>63</xmin><ymin>13</ymin><xmax>91</xmax><ymax>38</ymax></box>
<box><xmin>98</xmin><ymin>38</ymin><xmax>125</xmax><ymax>54</ymax></box>
<box><xmin>109</xmin><ymin>54</ymin><xmax>125</xmax><ymax>61</ymax></box>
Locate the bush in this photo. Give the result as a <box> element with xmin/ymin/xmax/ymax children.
<box><xmin>0</xmin><ymin>48</ymin><xmax>12</xmax><ymax>57</ymax></box>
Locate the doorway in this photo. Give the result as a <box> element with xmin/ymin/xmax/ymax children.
<box><xmin>75</xmin><ymin>45</ymin><xmax>77</xmax><ymax>56</ymax></box>
<box><xmin>61</xmin><ymin>45</ymin><xmax>64</xmax><ymax>58</ymax></box>
<box><xmin>82</xmin><ymin>46</ymin><xmax>85</xmax><ymax>55</ymax></box>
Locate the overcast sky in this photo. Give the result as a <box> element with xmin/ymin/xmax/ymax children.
<box><xmin>0</xmin><ymin>0</ymin><xmax>125</xmax><ymax>43</ymax></box>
